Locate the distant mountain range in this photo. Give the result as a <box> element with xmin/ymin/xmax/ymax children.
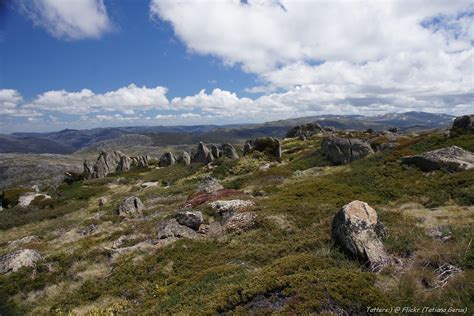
<box><xmin>0</xmin><ymin>112</ymin><xmax>455</xmax><ymax>154</ymax></box>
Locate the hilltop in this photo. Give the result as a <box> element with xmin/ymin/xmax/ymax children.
<box><xmin>0</xmin><ymin>114</ymin><xmax>472</xmax><ymax>314</ymax></box>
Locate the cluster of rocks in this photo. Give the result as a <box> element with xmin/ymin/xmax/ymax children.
<box><xmin>158</xmin><ymin>142</ymin><xmax>239</xmax><ymax>168</ymax></box>
<box><xmin>157</xmin><ymin>177</ymin><xmax>257</xmax><ymax>241</ymax></box>
<box><xmin>321</xmin><ymin>136</ymin><xmax>374</xmax><ymax>165</ymax></box>
<box><xmin>83</xmin><ymin>151</ymin><xmax>150</xmax><ymax>179</ymax></box>
<box><xmin>286</xmin><ymin>122</ymin><xmax>323</xmax><ymax>140</ymax></box>
<box><xmin>243</xmin><ymin>137</ymin><xmax>282</xmax><ymax>159</ymax></box>
<box><xmin>0</xmin><ymin>249</ymin><xmax>42</xmax><ymax>274</ymax></box>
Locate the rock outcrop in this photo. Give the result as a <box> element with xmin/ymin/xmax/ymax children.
<box><xmin>209</xmin><ymin>199</ymin><xmax>255</xmax><ymax>220</ymax></box>
<box><xmin>286</xmin><ymin>122</ymin><xmax>323</xmax><ymax>138</ymax></box>
<box><xmin>117</xmin><ymin>155</ymin><xmax>133</xmax><ymax>172</ymax></box>
<box><xmin>332</xmin><ymin>201</ymin><xmax>388</xmax><ymax>269</ymax></box>
<box><xmin>400</xmin><ymin>146</ymin><xmax>474</xmax><ymax>172</ymax></box>
<box><xmin>210</xmin><ymin>144</ymin><xmax>221</xmax><ymax>159</ymax></box>
<box><xmin>321</xmin><ymin>137</ymin><xmax>374</xmax><ymax>165</ymax></box>
<box><xmin>17</xmin><ymin>193</ymin><xmax>51</xmax><ymax>208</ymax></box>
<box><xmin>156</xmin><ymin>219</ymin><xmax>198</xmax><ymax>239</ymax></box>
<box><xmin>91</xmin><ymin>151</ymin><xmax>126</xmax><ymax>179</ymax></box>
<box><xmin>132</xmin><ymin>155</ymin><xmax>149</xmax><ymax>168</ymax></box>
<box><xmin>197</xmin><ymin>176</ymin><xmax>224</xmax><ymax>194</ymax></box>
<box><xmin>192</xmin><ymin>142</ymin><xmax>215</xmax><ymax>164</ymax></box>
<box><xmin>159</xmin><ymin>152</ymin><xmax>177</xmax><ymax>167</ymax></box>
<box><xmin>221</xmin><ymin>143</ymin><xmax>239</xmax><ymax>159</ymax></box>
<box><xmin>0</xmin><ymin>249</ymin><xmax>42</xmax><ymax>273</ymax></box>
<box><xmin>178</xmin><ymin>151</ymin><xmax>191</xmax><ymax>165</ymax></box>
<box><xmin>243</xmin><ymin>137</ymin><xmax>282</xmax><ymax>159</ymax></box>
<box><xmin>83</xmin><ymin>160</ymin><xmax>93</xmax><ymax>180</ymax></box>
<box><xmin>224</xmin><ymin>212</ymin><xmax>257</xmax><ymax>233</ymax></box>
<box><xmin>118</xmin><ymin>196</ymin><xmax>144</xmax><ymax>218</ymax></box>
<box><xmin>175</xmin><ymin>211</ymin><xmax>203</xmax><ymax>230</ymax></box>
<box><xmin>451</xmin><ymin>115</ymin><xmax>473</xmax><ymax>133</ymax></box>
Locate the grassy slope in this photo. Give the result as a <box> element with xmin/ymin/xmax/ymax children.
<box><xmin>0</xmin><ymin>131</ymin><xmax>473</xmax><ymax>314</ymax></box>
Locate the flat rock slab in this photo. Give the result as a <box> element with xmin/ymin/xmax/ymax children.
<box><xmin>401</xmin><ymin>146</ymin><xmax>474</xmax><ymax>172</ymax></box>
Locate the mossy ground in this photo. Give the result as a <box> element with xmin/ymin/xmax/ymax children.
<box><xmin>0</xmin><ymin>131</ymin><xmax>473</xmax><ymax>314</ymax></box>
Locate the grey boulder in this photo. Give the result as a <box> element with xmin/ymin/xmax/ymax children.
<box><xmin>321</xmin><ymin>137</ymin><xmax>374</xmax><ymax>165</ymax></box>
<box><xmin>451</xmin><ymin>115</ymin><xmax>473</xmax><ymax>133</ymax></box>
<box><xmin>0</xmin><ymin>249</ymin><xmax>42</xmax><ymax>274</ymax></box>
<box><xmin>286</xmin><ymin>122</ymin><xmax>323</xmax><ymax>138</ymax></box>
<box><xmin>221</xmin><ymin>143</ymin><xmax>239</xmax><ymax>159</ymax></box>
<box><xmin>192</xmin><ymin>142</ymin><xmax>215</xmax><ymax>164</ymax></box>
<box><xmin>332</xmin><ymin>200</ymin><xmax>388</xmax><ymax>270</ymax></box>
<box><xmin>243</xmin><ymin>137</ymin><xmax>282</xmax><ymax>159</ymax></box>
<box><xmin>197</xmin><ymin>176</ymin><xmax>224</xmax><ymax>194</ymax></box>
<box><xmin>118</xmin><ymin>196</ymin><xmax>144</xmax><ymax>218</ymax></box>
<box><xmin>175</xmin><ymin>210</ymin><xmax>203</xmax><ymax>230</ymax></box>
<box><xmin>156</xmin><ymin>219</ymin><xmax>198</xmax><ymax>239</ymax></box>
<box><xmin>178</xmin><ymin>151</ymin><xmax>191</xmax><ymax>165</ymax></box>
<box><xmin>401</xmin><ymin>146</ymin><xmax>474</xmax><ymax>172</ymax></box>
<box><xmin>159</xmin><ymin>152</ymin><xmax>177</xmax><ymax>167</ymax></box>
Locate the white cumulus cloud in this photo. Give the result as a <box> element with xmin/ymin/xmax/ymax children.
<box><xmin>19</xmin><ymin>0</ymin><xmax>112</xmax><ymax>40</ymax></box>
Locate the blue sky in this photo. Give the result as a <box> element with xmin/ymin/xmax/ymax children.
<box><xmin>0</xmin><ymin>0</ymin><xmax>473</xmax><ymax>133</ymax></box>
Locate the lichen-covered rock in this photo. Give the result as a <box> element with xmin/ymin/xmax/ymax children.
<box><xmin>118</xmin><ymin>196</ymin><xmax>144</xmax><ymax>218</ymax></box>
<box><xmin>286</xmin><ymin>123</ymin><xmax>323</xmax><ymax>138</ymax></box>
<box><xmin>243</xmin><ymin>137</ymin><xmax>282</xmax><ymax>159</ymax></box>
<box><xmin>83</xmin><ymin>160</ymin><xmax>93</xmax><ymax>180</ymax></box>
<box><xmin>0</xmin><ymin>249</ymin><xmax>42</xmax><ymax>273</ymax></box>
<box><xmin>332</xmin><ymin>200</ymin><xmax>388</xmax><ymax>269</ymax></box>
<box><xmin>117</xmin><ymin>155</ymin><xmax>133</xmax><ymax>172</ymax></box>
<box><xmin>224</xmin><ymin>212</ymin><xmax>257</xmax><ymax>233</ymax></box>
<box><xmin>156</xmin><ymin>218</ymin><xmax>198</xmax><ymax>239</ymax></box>
<box><xmin>175</xmin><ymin>211</ymin><xmax>203</xmax><ymax>230</ymax></box>
<box><xmin>209</xmin><ymin>199</ymin><xmax>255</xmax><ymax>220</ymax></box>
<box><xmin>221</xmin><ymin>143</ymin><xmax>239</xmax><ymax>159</ymax></box>
<box><xmin>401</xmin><ymin>146</ymin><xmax>474</xmax><ymax>172</ymax></box>
<box><xmin>197</xmin><ymin>176</ymin><xmax>224</xmax><ymax>194</ymax></box>
<box><xmin>321</xmin><ymin>137</ymin><xmax>374</xmax><ymax>165</ymax></box>
<box><xmin>178</xmin><ymin>151</ymin><xmax>191</xmax><ymax>165</ymax></box>
<box><xmin>17</xmin><ymin>193</ymin><xmax>51</xmax><ymax>208</ymax></box>
<box><xmin>451</xmin><ymin>115</ymin><xmax>473</xmax><ymax>133</ymax></box>
<box><xmin>92</xmin><ymin>151</ymin><xmax>126</xmax><ymax>178</ymax></box>
<box><xmin>192</xmin><ymin>142</ymin><xmax>215</xmax><ymax>164</ymax></box>
<box><xmin>132</xmin><ymin>155</ymin><xmax>149</xmax><ymax>168</ymax></box>
<box><xmin>210</xmin><ymin>144</ymin><xmax>221</xmax><ymax>159</ymax></box>
<box><xmin>159</xmin><ymin>152</ymin><xmax>177</xmax><ymax>167</ymax></box>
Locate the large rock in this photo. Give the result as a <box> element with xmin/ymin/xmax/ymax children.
<box><xmin>286</xmin><ymin>123</ymin><xmax>323</xmax><ymax>138</ymax></box>
<box><xmin>92</xmin><ymin>151</ymin><xmax>126</xmax><ymax>178</ymax></box>
<box><xmin>118</xmin><ymin>196</ymin><xmax>144</xmax><ymax>218</ymax></box>
<box><xmin>321</xmin><ymin>137</ymin><xmax>374</xmax><ymax>165</ymax></box>
<box><xmin>332</xmin><ymin>201</ymin><xmax>388</xmax><ymax>269</ymax></box>
<box><xmin>243</xmin><ymin>137</ymin><xmax>282</xmax><ymax>159</ymax></box>
<box><xmin>197</xmin><ymin>176</ymin><xmax>224</xmax><ymax>194</ymax></box>
<box><xmin>156</xmin><ymin>219</ymin><xmax>198</xmax><ymax>239</ymax></box>
<box><xmin>209</xmin><ymin>199</ymin><xmax>255</xmax><ymax>220</ymax></box>
<box><xmin>17</xmin><ymin>193</ymin><xmax>51</xmax><ymax>208</ymax></box>
<box><xmin>178</xmin><ymin>151</ymin><xmax>191</xmax><ymax>165</ymax></box>
<box><xmin>175</xmin><ymin>210</ymin><xmax>203</xmax><ymax>230</ymax></box>
<box><xmin>401</xmin><ymin>146</ymin><xmax>474</xmax><ymax>172</ymax></box>
<box><xmin>192</xmin><ymin>142</ymin><xmax>215</xmax><ymax>164</ymax></box>
<box><xmin>0</xmin><ymin>249</ymin><xmax>42</xmax><ymax>273</ymax></box>
<box><xmin>83</xmin><ymin>160</ymin><xmax>93</xmax><ymax>180</ymax></box>
<box><xmin>132</xmin><ymin>155</ymin><xmax>149</xmax><ymax>168</ymax></box>
<box><xmin>159</xmin><ymin>152</ymin><xmax>177</xmax><ymax>167</ymax></box>
<box><xmin>117</xmin><ymin>155</ymin><xmax>133</xmax><ymax>172</ymax></box>
<box><xmin>224</xmin><ymin>212</ymin><xmax>257</xmax><ymax>233</ymax></box>
<box><xmin>451</xmin><ymin>115</ymin><xmax>473</xmax><ymax>133</ymax></box>
<box><xmin>210</xmin><ymin>144</ymin><xmax>221</xmax><ymax>159</ymax></box>
<box><xmin>221</xmin><ymin>143</ymin><xmax>239</xmax><ymax>159</ymax></box>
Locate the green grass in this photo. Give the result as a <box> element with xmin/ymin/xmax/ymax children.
<box><xmin>0</xmin><ymin>131</ymin><xmax>473</xmax><ymax>314</ymax></box>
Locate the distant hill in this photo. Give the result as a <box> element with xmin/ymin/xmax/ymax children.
<box><xmin>1</xmin><ymin>112</ymin><xmax>455</xmax><ymax>154</ymax></box>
